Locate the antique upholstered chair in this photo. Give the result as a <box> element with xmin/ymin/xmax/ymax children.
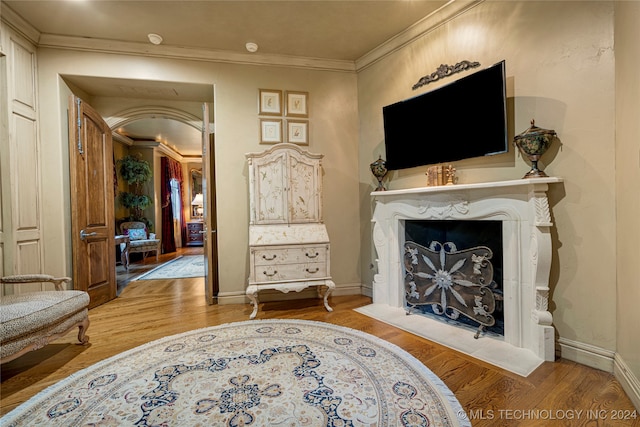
<box><xmin>119</xmin><ymin>221</ymin><xmax>161</xmax><ymax>262</ymax></box>
<box><xmin>0</xmin><ymin>274</ymin><xmax>90</xmax><ymax>364</ymax></box>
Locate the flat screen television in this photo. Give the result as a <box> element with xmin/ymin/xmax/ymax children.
<box><xmin>383</xmin><ymin>60</ymin><xmax>508</xmax><ymax>171</ymax></box>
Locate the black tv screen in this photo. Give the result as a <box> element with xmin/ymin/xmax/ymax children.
<box><xmin>383</xmin><ymin>60</ymin><xmax>508</xmax><ymax>171</ymax></box>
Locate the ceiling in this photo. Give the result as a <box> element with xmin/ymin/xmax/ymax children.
<box><xmin>3</xmin><ymin>0</ymin><xmax>449</xmax><ymax>156</ymax></box>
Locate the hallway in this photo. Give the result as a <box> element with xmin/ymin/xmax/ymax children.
<box><xmin>116</xmin><ymin>246</ymin><xmax>204</xmax><ymax>294</ymax></box>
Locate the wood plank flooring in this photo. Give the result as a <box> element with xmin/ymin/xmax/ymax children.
<box><xmin>2</xmin><ymin>252</ymin><xmax>638</xmax><ymax>425</ymax></box>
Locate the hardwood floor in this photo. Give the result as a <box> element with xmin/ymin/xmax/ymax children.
<box><xmin>2</xmin><ymin>269</ymin><xmax>638</xmax><ymax>425</ymax></box>
<box><xmin>116</xmin><ymin>245</ymin><xmax>203</xmax><ymax>294</ymax></box>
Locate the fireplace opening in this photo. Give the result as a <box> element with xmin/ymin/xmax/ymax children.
<box><xmin>403</xmin><ymin>220</ymin><xmax>504</xmax><ymax>337</ymax></box>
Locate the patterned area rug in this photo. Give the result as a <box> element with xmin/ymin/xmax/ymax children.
<box><xmin>2</xmin><ymin>320</ymin><xmax>470</xmax><ymax>426</ymax></box>
<box><xmin>136</xmin><ymin>255</ymin><xmax>204</xmax><ymax>280</ymax></box>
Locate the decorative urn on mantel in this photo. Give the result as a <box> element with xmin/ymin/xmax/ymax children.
<box><xmin>370</xmin><ymin>155</ymin><xmax>388</xmax><ymax>191</ymax></box>
<box><xmin>514</xmin><ymin>119</ymin><xmax>557</xmax><ymax>178</ymax></box>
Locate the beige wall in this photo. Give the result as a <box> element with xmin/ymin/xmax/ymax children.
<box><xmin>35</xmin><ymin>48</ymin><xmax>361</xmax><ymax>301</ymax></box>
<box><xmin>358</xmin><ymin>1</ymin><xmax>619</xmax><ymax>359</ymax></box>
<box><xmin>3</xmin><ymin>0</ymin><xmax>637</xmax><ymax>401</ymax></box>
<box><xmin>614</xmin><ymin>1</ymin><xmax>640</xmax><ymax>407</ymax></box>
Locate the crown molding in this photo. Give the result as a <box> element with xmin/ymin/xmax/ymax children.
<box><xmin>182</xmin><ymin>156</ymin><xmax>203</xmax><ymax>163</ymax></box>
<box><xmin>37</xmin><ymin>33</ymin><xmax>356</xmax><ymax>73</ymax></box>
<box><xmin>355</xmin><ymin>0</ymin><xmax>483</xmax><ymax>72</ymax></box>
<box><xmin>154</xmin><ymin>141</ymin><xmax>184</xmax><ymax>162</ymax></box>
<box><xmin>112</xmin><ymin>132</ymin><xmax>133</xmax><ymax>146</ymax></box>
<box><xmin>1</xmin><ymin>1</ymin><xmax>41</xmax><ymax>44</ymax></box>
<box><xmin>112</xmin><ymin>133</ymin><xmax>198</xmax><ymax>162</ymax></box>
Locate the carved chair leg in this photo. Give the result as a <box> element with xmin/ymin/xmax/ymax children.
<box><xmin>246</xmin><ymin>286</ymin><xmax>259</xmax><ymax>319</ymax></box>
<box><xmin>77</xmin><ymin>317</ymin><xmax>90</xmax><ymax>345</ymax></box>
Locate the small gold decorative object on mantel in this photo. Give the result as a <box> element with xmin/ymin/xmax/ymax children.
<box><xmin>426</xmin><ymin>164</ymin><xmax>456</xmax><ymax>186</ymax></box>
<box><xmin>370</xmin><ymin>155</ymin><xmax>388</xmax><ymax>191</ymax></box>
<box><xmin>514</xmin><ymin>119</ymin><xmax>557</xmax><ymax>178</ymax></box>
<box><xmin>425</xmin><ymin>165</ymin><xmax>443</xmax><ymax>186</ymax></box>
<box><xmin>445</xmin><ymin>164</ymin><xmax>457</xmax><ymax>185</ymax></box>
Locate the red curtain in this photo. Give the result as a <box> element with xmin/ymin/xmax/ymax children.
<box><xmin>160</xmin><ymin>157</ymin><xmax>186</xmax><ymax>254</ymax></box>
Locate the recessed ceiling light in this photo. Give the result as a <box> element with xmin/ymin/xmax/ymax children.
<box><xmin>148</xmin><ymin>33</ymin><xmax>163</xmax><ymax>45</ymax></box>
<box><xmin>245</xmin><ymin>42</ymin><xmax>258</xmax><ymax>53</ymax></box>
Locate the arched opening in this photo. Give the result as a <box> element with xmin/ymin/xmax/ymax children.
<box><xmin>107</xmin><ymin>106</ymin><xmax>213</xmax><ymax>292</ymax></box>
<box><xmin>106</xmin><ymin>106</ymin><xmax>203</xmax><ymax>133</ymax></box>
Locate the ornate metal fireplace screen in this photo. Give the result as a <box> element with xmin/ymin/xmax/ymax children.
<box><xmin>403</xmin><ymin>241</ymin><xmax>500</xmax><ymax>338</ymax></box>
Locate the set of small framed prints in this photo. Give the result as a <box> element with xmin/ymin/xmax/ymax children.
<box><xmin>258</xmin><ymin>89</ymin><xmax>309</xmax><ymax>145</ymax></box>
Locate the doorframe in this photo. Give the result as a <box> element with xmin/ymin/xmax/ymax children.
<box><xmin>106</xmin><ymin>105</ymin><xmax>219</xmax><ymax>296</ymax></box>
<box><xmin>107</xmin><ymin>107</ymin><xmax>204</xmax><ymax>246</ymax></box>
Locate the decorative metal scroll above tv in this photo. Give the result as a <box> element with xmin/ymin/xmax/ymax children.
<box><xmin>412</xmin><ymin>60</ymin><xmax>481</xmax><ymax>90</ymax></box>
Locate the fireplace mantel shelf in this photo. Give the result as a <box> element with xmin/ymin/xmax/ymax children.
<box><xmin>371</xmin><ymin>177</ymin><xmax>563</xmax><ymax>197</ymax></box>
<box><xmin>365</xmin><ymin>176</ymin><xmax>564</xmax><ymax>376</ymax></box>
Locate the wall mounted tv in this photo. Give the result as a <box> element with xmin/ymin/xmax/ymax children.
<box><xmin>383</xmin><ymin>60</ymin><xmax>508</xmax><ymax>171</ymax></box>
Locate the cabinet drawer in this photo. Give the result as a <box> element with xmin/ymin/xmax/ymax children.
<box><xmin>253</xmin><ymin>262</ymin><xmax>327</xmax><ymax>282</ymax></box>
<box><xmin>253</xmin><ymin>246</ymin><xmax>327</xmax><ymax>266</ymax></box>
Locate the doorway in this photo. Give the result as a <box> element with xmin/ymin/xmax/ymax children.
<box><xmin>110</xmin><ymin>108</ymin><xmax>214</xmax><ymax>295</ymax></box>
<box><xmin>62</xmin><ymin>75</ymin><xmax>218</xmax><ymax>302</ymax></box>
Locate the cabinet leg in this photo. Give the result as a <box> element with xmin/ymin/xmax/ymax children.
<box><xmin>246</xmin><ymin>286</ymin><xmax>259</xmax><ymax>319</ymax></box>
<box><xmin>323</xmin><ymin>281</ymin><xmax>335</xmax><ymax>312</ymax></box>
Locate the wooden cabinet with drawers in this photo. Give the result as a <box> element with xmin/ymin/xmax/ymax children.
<box><xmin>251</xmin><ymin>243</ymin><xmax>329</xmax><ymax>283</ymax></box>
<box><xmin>186</xmin><ymin>221</ymin><xmax>204</xmax><ymax>246</ymax></box>
<box><xmin>245</xmin><ymin>143</ymin><xmax>335</xmax><ymax>319</ymax></box>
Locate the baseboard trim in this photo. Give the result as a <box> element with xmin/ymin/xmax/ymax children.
<box><xmin>558</xmin><ymin>337</ymin><xmax>615</xmax><ymax>373</ymax></box>
<box><xmin>331</xmin><ymin>283</ymin><xmax>363</xmax><ymax>296</ymax></box>
<box><xmin>217</xmin><ymin>291</ymin><xmax>246</xmax><ymax>305</ymax></box>
<box><xmin>614</xmin><ymin>353</ymin><xmax>640</xmax><ymax>411</ymax></box>
<box><xmin>361</xmin><ymin>283</ymin><xmax>373</xmax><ymax>298</ymax></box>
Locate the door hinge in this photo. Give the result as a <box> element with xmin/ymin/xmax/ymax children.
<box><xmin>76</xmin><ymin>98</ymin><xmax>84</xmax><ymax>155</ymax></box>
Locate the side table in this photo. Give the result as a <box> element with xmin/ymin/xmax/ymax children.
<box><xmin>186</xmin><ymin>221</ymin><xmax>204</xmax><ymax>246</ymax></box>
<box><xmin>115</xmin><ymin>235</ymin><xmax>130</xmax><ymax>270</ymax></box>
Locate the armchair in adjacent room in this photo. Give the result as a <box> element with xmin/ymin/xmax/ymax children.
<box><xmin>119</xmin><ymin>221</ymin><xmax>161</xmax><ymax>262</ymax></box>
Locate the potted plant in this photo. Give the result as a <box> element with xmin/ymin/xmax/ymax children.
<box><xmin>117</xmin><ymin>154</ymin><xmax>153</xmax><ymax>230</ymax></box>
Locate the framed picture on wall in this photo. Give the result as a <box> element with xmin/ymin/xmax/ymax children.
<box><xmin>287</xmin><ymin>120</ymin><xmax>308</xmax><ymax>145</ymax></box>
<box><xmin>260</xmin><ymin>119</ymin><xmax>283</xmax><ymax>144</ymax></box>
<box><xmin>285</xmin><ymin>91</ymin><xmax>308</xmax><ymax>118</ymax></box>
<box><xmin>258</xmin><ymin>89</ymin><xmax>282</xmax><ymax>116</ymax></box>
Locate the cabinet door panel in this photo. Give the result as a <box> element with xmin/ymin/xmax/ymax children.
<box><xmin>288</xmin><ymin>154</ymin><xmax>320</xmax><ymax>223</ymax></box>
<box><xmin>254</xmin><ymin>152</ymin><xmax>288</xmax><ymax>224</ymax></box>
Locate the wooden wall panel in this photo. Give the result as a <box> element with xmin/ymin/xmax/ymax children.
<box><xmin>11</xmin><ymin>40</ymin><xmax>36</xmax><ymax>110</ymax></box>
<box><xmin>12</xmin><ymin>114</ymin><xmax>39</xmax><ymax>230</ymax></box>
<box><xmin>16</xmin><ymin>240</ymin><xmax>42</xmax><ymax>292</ymax></box>
<box><xmin>0</xmin><ymin>29</ymin><xmax>9</xmax><ymax>280</ymax></box>
<box><xmin>1</xmin><ymin>30</ymin><xmax>43</xmax><ymax>294</ymax></box>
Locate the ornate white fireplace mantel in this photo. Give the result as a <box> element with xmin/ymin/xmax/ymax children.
<box><xmin>364</xmin><ymin>177</ymin><xmax>563</xmax><ymax>375</ymax></box>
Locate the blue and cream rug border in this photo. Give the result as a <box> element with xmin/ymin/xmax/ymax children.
<box><xmin>2</xmin><ymin>319</ymin><xmax>471</xmax><ymax>426</ymax></box>
<box><xmin>135</xmin><ymin>255</ymin><xmax>205</xmax><ymax>280</ymax></box>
